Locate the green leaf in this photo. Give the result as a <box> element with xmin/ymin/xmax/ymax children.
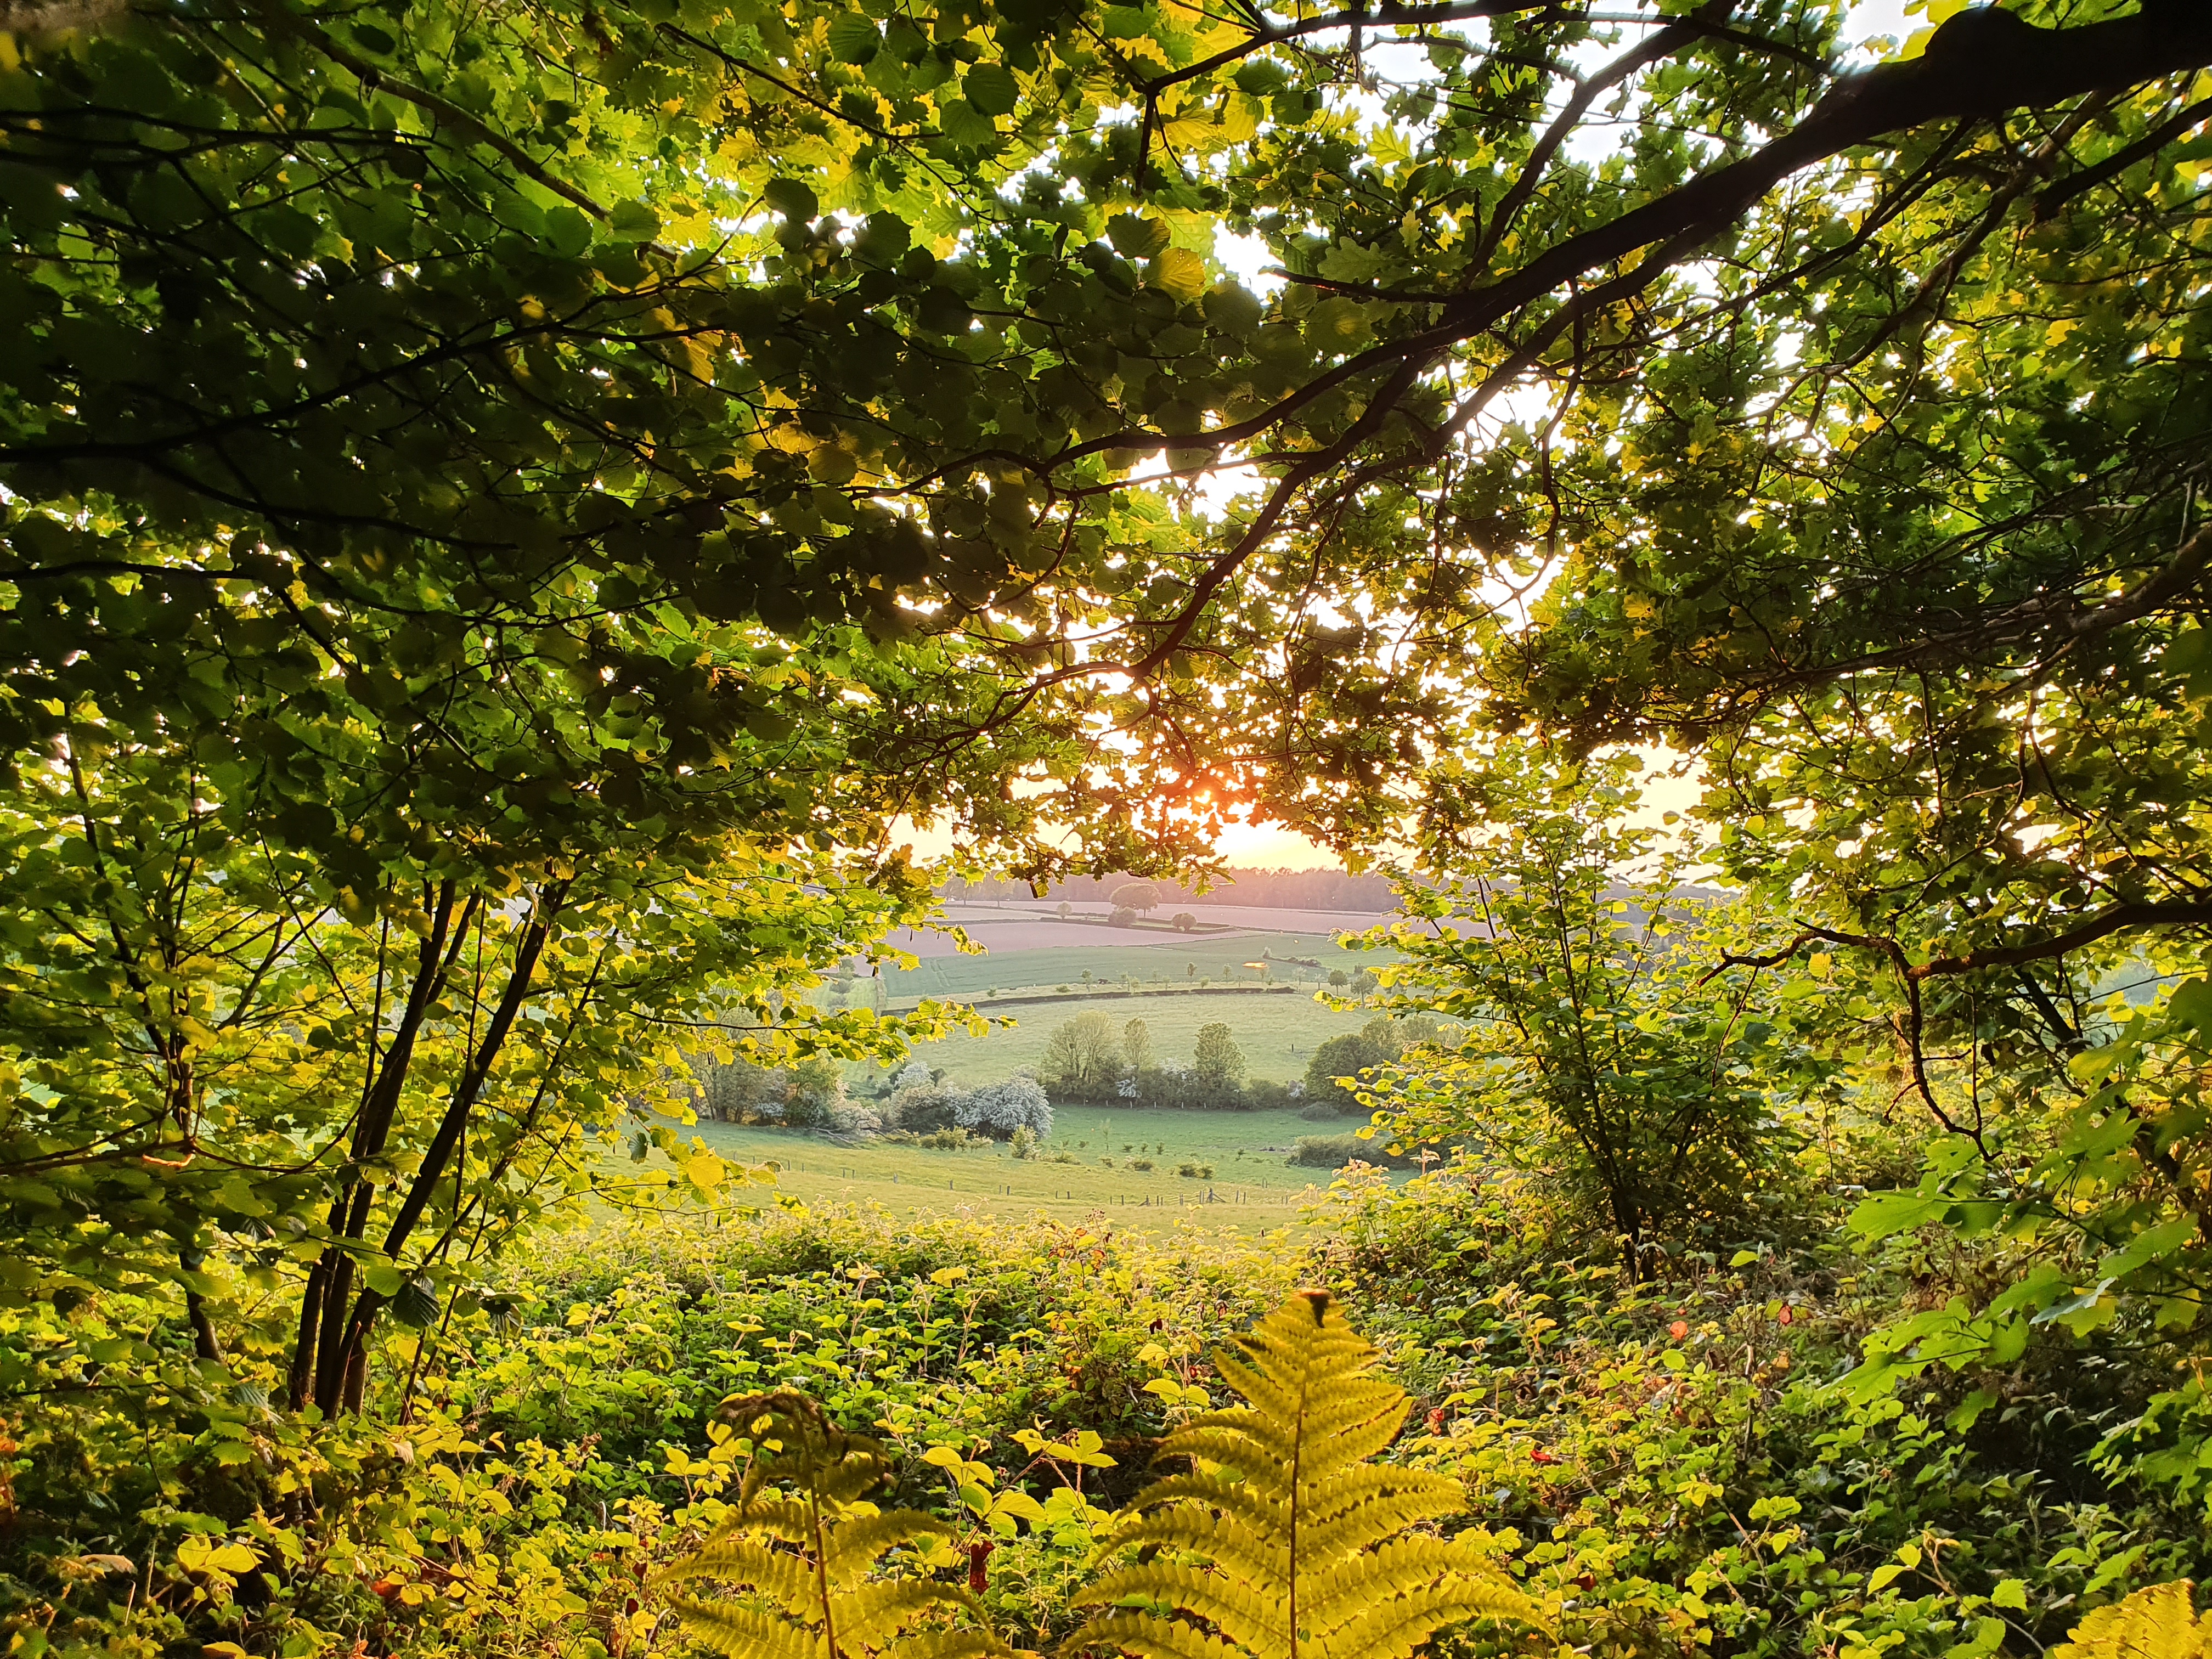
<box><xmin>608</xmin><ymin>199</ymin><xmax>660</xmax><ymax>240</ymax></box>
<box><xmin>827</xmin><ymin>13</ymin><xmax>881</xmax><ymax>63</ymax></box>
<box><xmin>1106</xmin><ymin>213</ymin><xmax>1170</xmax><ymax>259</ymax></box>
<box><xmin>1849</xmin><ymin>1191</ymin><xmax>1945</xmax><ymax>1237</ymax></box>
<box><xmin>392</xmin><ymin>1278</ymin><xmax>443</xmax><ymax>1328</ymax></box>
<box><xmin>543</xmin><ymin>205</ymin><xmax>595</xmax><ymax>257</ymax></box>
<box><xmin>961</xmin><ymin>63</ymin><xmax>1020</xmax><ymax>117</ymax></box>
<box><xmin>763</xmin><ymin>178</ymin><xmax>819</xmax><ymax>221</ymax></box>
<box><xmin>364</xmin><ymin>1262</ymin><xmax>407</xmax><ymax>1298</ymax></box>
<box><xmin>1149</xmin><ymin>247</ymin><xmax>1206</xmax><ymax>301</ymax></box>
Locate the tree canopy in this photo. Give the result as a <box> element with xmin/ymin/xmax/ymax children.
<box><xmin>9</xmin><ymin>0</ymin><xmax>2212</xmax><ymax>1418</ymax></box>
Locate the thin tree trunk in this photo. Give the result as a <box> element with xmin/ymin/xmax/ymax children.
<box><xmin>287</xmin><ymin>882</ymin><xmax>473</xmax><ymax>1411</ymax></box>
<box><xmin>314</xmin><ymin>882</ymin><xmax>569</xmax><ymax>1417</ymax></box>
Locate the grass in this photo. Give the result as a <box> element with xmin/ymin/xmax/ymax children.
<box><xmin>678</xmin><ymin>1104</ymin><xmax>1353</xmax><ymax>1235</ymax></box>
<box><xmin>872</xmin><ymin>934</ymin><xmax>1400</xmax><ymax>1003</ymax></box>
<box><xmin>865</xmin><ymin>989</ymin><xmax>1380</xmax><ymax>1084</ymax></box>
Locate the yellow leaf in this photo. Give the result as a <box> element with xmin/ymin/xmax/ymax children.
<box><xmin>1149</xmin><ymin>247</ymin><xmax>1206</xmax><ymax>302</ymax></box>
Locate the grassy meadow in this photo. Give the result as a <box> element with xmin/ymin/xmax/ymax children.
<box><xmin>878</xmin><ymin>986</ymin><xmax>1376</xmax><ymax>1082</ymax></box>
<box><xmin>871</xmin><ymin>932</ymin><xmax>1401</xmax><ymax>1003</ymax></box>
<box><xmin>682</xmin><ymin>1103</ymin><xmax>1348</xmax><ymax>1234</ymax></box>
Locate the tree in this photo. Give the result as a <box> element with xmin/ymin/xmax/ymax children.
<box><xmin>15</xmin><ymin>0</ymin><xmax>2212</xmax><ymax>1437</ymax></box>
<box><xmin>1058</xmin><ymin>902</ymin><xmax>1075</xmax><ymax>921</ymax></box>
<box><xmin>1113</xmin><ymin>882</ymin><xmax>1163</xmax><ymax>915</ymax></box>
<box><xmin>1124</xmin><ymin>1019</ymin><xmax>1155</xmax><ymax>1075</ymax></box>
<box><xmin>1303</xmin><ymin>1034</ymin><xmax>1383</xmax><ymax>1116</ymax></box>
<box><xmin>1172</xmin><ymin>913</ymin><xmax>1197</xmax><ymax>933</ymax></box>
<box><xmin>1361</xmin><ymin>752</ymin><xmax>1833</xmax><ymax>1280</ymax></box>
<box><xmin>1328</xmin><ymin>970</ymin><xmax>1350</xmax><ymax>990</ymax></box>
<box><xmin>1194</xmin><ymin>1024</ymin><xmax>1248</xmax><ymax>1094</ymax></box>
<box><xmin>15</xmin><ymin>0</ymin><xmax>2205</xmax><ymax>879</ymax></box>
<box><xmin>1038</xmin><ymin>1013</ymin><xmax>1124</xmax><ymax>1101</ymax></box>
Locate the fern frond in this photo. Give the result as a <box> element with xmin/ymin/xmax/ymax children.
<box><xmin>1075</xmin><ymin>1560</ymin><xmax>1286</xmax><ymax>1654</ymax></box>
<box><xmin>1063</xmin><ymin>1290</ymin><xmax>1541</xmax><ymax>1659</ymax></box>
<box><xmin>1081</xmin><ymin>1513</ymin><xmax>1288</xmax><ymax>1593</ymax></box>
<box><xmin>664</xmin><ymin>1596</ymin><xmax>826</xmax><ymax>1659</ymax></box>
<box><xmin>1066</xmin><ymin>1612</ymin><xmax>1243</xmax><ymax>1659</ymax></box>
<box><xmin>1110</xmin><ymin>1475</ymin><xmax>1290</xmax><ymax>1548</ymax></box>
<box><xmin>1298</xmin><ymin>1473</ymin><xmax>1470</xmax><ymax>1560</ymax></box>
<box><xmin>834</xmin><ymin>1579</ymin><xmax>992</xmax><ymax>1648</ymax></box>
<box><xmin>1301</xmin><ymin>1538</ymin><xmax>1515</xmax><ymax>1638</ymax></box>
<box><xmin>1310</xmin><ymin>1573</ymin><xmax>1542</xmax><ymax>1659</ymax></box>
<box><xmin>658</xmin><ymin>1394</ymin><xmax>1009</xmax><ymax>1659</ymax></box>
<box><xmin>895</xmin><ymin>1631</ymin><xmax>1038</xmax><ymax>1659</ymax></box>
<box><xmin>657</xmin><ymin>1536</ymin><xmax>817</xmax><ymax>1618</ymax></box>
<box><xmin>821</xmin><ymin>1509</ymin><xmax>956</xmax><ymax>1585</ymax></box>
<box><xmin>2051</xmin><ymin>1581</ymin><xmax>2212</xmax><ymax>1658</ymax></box>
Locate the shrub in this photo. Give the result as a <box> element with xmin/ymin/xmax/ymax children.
<box><xmin>919</xmin><ymin>1127</ymin><xmax>979</xmax><ymax>1149</ymax></box>
<box><xmin>1009</xmin><ymin>1124</ymin><xmax>1039</xmax><ymax>1160</ymax></box>
<box><xmin>1288</xmin><ymin>1134</ymin><xmax>1426</xmax><ymax>1171</ymax></box>
<box><xmin>1039</xmin><ymin>1012</ymin><xmax>1124</xmax><ymax>1101</ymax></box>
<box><xmin>885</xmin><ymin>1078</ymin><xmax>960</xmax><ymax>1133</ymax></box>
<box><xmin>1130</xmin><ymin>1157</ymin><xmax>1155</xmax><ymax>1171</ymax></box>
<box><xmin>956</xmin><ymin>1074</ymin><xmax>1054</xmax><ymax>1139</ymax></box>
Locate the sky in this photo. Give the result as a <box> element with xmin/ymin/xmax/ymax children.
<box><xmin>911</xmin><ymin>0</ymin><xmax>1921</xmax><ymax>875</ymax></box>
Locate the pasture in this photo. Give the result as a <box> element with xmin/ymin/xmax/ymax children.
<box><xmin>877</xmin><ymin>987</ymin><xmax>1382</xmax><ymax>1082</ymax></box>
<box><xmin>870</xmin><ymin>932</ymin><xmax>1403</xmax><ymax>1004</ymax></box>
<box><xmin>679</xmin><ymin>1104</ymin><xmax>1351</xmax><ymax>1234</ymax></box>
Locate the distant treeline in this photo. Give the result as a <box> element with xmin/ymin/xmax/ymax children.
<box><xmin>947</xmin><ymin>867</ymin><xmax>1402</xmax><ymax>913</ymax></box>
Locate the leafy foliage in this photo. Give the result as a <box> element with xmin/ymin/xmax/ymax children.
<box><xmin>1066</xmin><ymin>1289</ymin><xmax>1536</xmax><ymax>1659</ymax></box>
<box><xmin>1351</xmin><ymin>752</ymin><xmax>1836</xmax><ymax>1274</ymax></box>
<box><xmin>659</xmin><ymin>1393</ymin><xmax>1015</xmax><ymax>1659</ymax></box>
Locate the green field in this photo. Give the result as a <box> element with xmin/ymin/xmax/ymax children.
<box><xmin>874</xmin><ymin>934</ymin><xmax>1399</xmax><ymax>1002</ymax></box>
<box><xmin>878</xmin><ymin>988</ymin><xmax>1378</xmax><ymax>1084</ymax></box>
<box><xmin>679</xmin><ymin>1104</ymin><xmax>1351</xmax><ymax>1234</ymax></box>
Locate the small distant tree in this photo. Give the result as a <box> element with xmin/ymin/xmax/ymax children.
<box><xmin>1039</xmin><ymin>1012</ymin><xmax>1124</xmax><ymax>1100</ymax></box>
<box><xmin>1186</xmin><ymin>961</ymin><xmax>1197</xmax><ymax>979</ymax></box>
<box><xmin>1124</xmin><ymin>1018</ymin><xmax>1155</xmax><ymax>1075</ymax></box>
<box><xmin>1109</xmin><ymin>906</ymin><xmax>1137</xmax><ymax>927</ymax></box>
<box><xmin>1057</xmin><ymin>901</ymin><xmax>1074</xmax><ymax>920</ymax></box>
<box><xmin>1351</xmin><ymin>968</ymin><xmax>1380</xmax><ymax>995</ymax></box>
<box><xmin>1194</xmin><ymin>1023</ymin><xmax>1246</xmax><ymax>1098</ymax></box>
<box><xmin>1173</xmin><ymin>912</ymin><xmax>1197</xmax><ymax>932</ymax></box>
<box><xmin>1113</xmin><ymin>881</ymin><xmax>1163</xmax><ymax>915</ymax></box>
<box><xmin>1328</xmin><ymin>969</ymin><xmax>1350</xmax><ymax>989</ymax></box>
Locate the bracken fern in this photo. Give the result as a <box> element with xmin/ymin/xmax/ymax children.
<box><xmin>656</xmin><ymin>1392</ymin><xmax>1020</xmax><ymax>1659</ymax></box>
<box><xmin>2051</xmin><ymin>1581</ymin><xmax>2212</xmax><ymax>1658</ymax></box>
<box><xmin>1064</xmin><ymin>1289</ymin><xmax>1540</xmax><ymax>1659</ymax></box>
